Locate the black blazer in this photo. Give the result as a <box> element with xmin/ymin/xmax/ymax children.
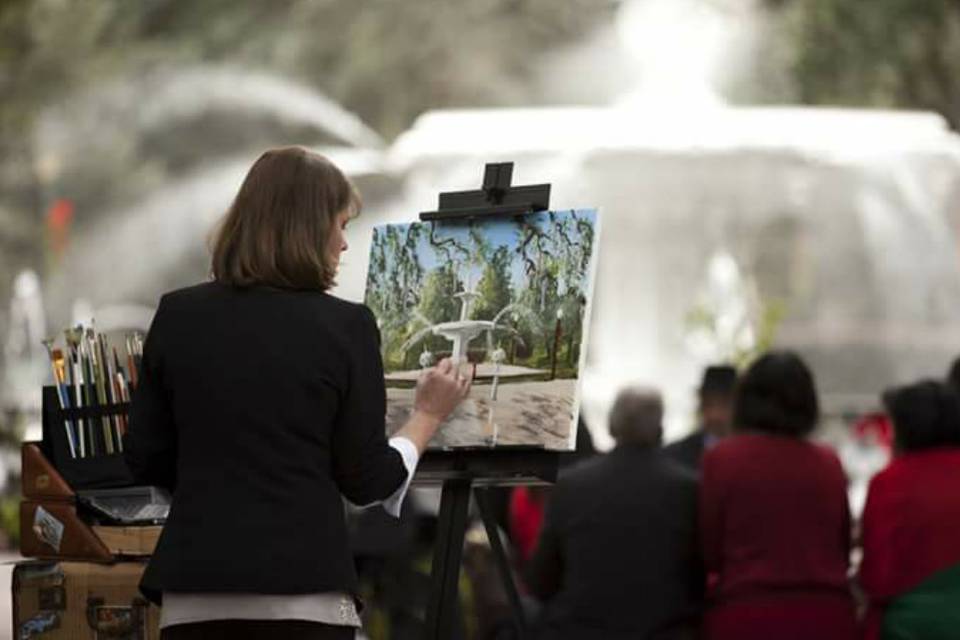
<box><xmin>525</xmin><ymin>447</ymin><xmax>704</xmax><ymax>639</ymax></box>
<box><xmin>123</xmin><ymin>281</ymin><xmax>406</xmax><ymax>604</ymax></box>
<box><xmin>662</xmin><ymin>430</ymin><xmax>707</xmax><ymax>472</ymax></box>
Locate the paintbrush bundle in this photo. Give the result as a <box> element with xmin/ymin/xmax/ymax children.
<box><xmin>42</xmin><ymin>325</ymin><xmax>144</xmax><ymax>461</ymax></box>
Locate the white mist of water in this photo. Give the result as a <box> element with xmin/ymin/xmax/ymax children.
<box><xmin>47</xmin><ymin>146</ymin><xmax>385</xmax><ymax>322</ymax></box>
<box><xmin>616</xmin><ymin>0</ymin><xmax>734</xmax><ymax>106</ymax></box>
<box><xmin>536</xmin><ymin>0</ymin><xmax>761</xmax><ymax>109</ymax></box>
<box><xmin>35</xmin><ymin>65</ymin><xmax>384</xmax><ymax>163</ymax></box>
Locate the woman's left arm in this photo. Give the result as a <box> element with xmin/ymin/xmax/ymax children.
<box><xmin>123</xmin><ymin>295</ymin><xmax>178</xmax><ymax>490</ymax></box>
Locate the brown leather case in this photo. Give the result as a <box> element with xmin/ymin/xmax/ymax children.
<box><xmin>20</xmin><ymin>500</ymin><xmax>113</xmax><ymax>562</ymax></box>
<box><xmin>91</xmin><ymin>526</ymin><xmax>161</xmax><ymax>557</ymax></box>
<box><xmin>22</xmin><ymin>443</ymin><xmax>74</xmax><ymax>501</ymax></box>
<box><xmin>12</xmin><ymin>560</ymin><xmax>160</xmax><ymax>640</ymax></box>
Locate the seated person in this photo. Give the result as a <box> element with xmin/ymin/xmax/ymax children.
<box><xmin>700</xmin><ymin>351</ymin><xmax>856</xmax><ymax>640</ymax></box>
<box><xmin>525</xmin><ymin>387</ymin><xmax>704</xmax><ymax>639</ymax></box>
<box><xmin>664</xmin><ymin>365</ymin><xmax>737</xmax><ymax>472</ymax></box>
<box><xmin>859</xmin><ymin>380</ymin><xmax>960</xmax><ymax>640</ymax></box>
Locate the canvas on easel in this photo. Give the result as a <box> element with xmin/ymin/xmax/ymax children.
<box><xmin>364</xmin><ymin>208</ymin><xmax>599</xmax><ymax>450</ymax></box>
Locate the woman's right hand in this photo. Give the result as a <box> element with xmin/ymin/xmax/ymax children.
<box><xmin>394</xmin><ymin>358</ymin><xmax>472</xmax><ymax>454</ymax></box>
<box><xmin>414</xmin><ymin>357</ymin><xmax>472</xmax><ymax>424</ymax></box>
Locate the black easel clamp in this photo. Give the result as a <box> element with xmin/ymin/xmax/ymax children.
<box><xmin>419</xmin><ymin>162</ymin><xmax>551</xmax><ymax>222</ymax></box>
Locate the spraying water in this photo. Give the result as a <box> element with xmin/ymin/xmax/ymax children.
<box><xmin>35</xmin><ymin>64</ymin><xmax>384</xmax><ymax>159</ymax></box>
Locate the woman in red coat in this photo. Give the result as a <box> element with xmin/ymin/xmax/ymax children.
<box><xmin>700</xmin><ymin>351</ymin><xmax>856</xmax><ymax>640</ymax></box>
<box><xmin>859</xmin><ymin>380</ymin><xmax>960</xmax><ymax>640</ymax></box>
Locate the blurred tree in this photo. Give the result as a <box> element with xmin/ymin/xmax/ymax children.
<box><xmin>0</xmin><ymin>0</ymin><xmax>614</xmax><ymax>266</ymax></box>
<box><xmin>771</xmin><ymin>0</ymin><xmax>960</xmax><ymax>129</ymax></box>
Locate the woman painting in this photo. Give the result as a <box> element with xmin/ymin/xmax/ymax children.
<box><xmin>124</xmin><ymin>146</ymin><xmax>471</xmax><ymax>640</ymax></box>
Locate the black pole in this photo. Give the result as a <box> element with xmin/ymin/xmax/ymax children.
<box><xmin>424</xmin><ymin>478</ymin><xmax>472</xmax><ymax>640</ymax></box>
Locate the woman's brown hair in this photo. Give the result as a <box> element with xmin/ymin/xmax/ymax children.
<box><xmin>211</xmin><ymin>146</ymin><xmax>360</xmax><ymax>291</ymax></box>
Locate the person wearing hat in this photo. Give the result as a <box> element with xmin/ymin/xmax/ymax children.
<box><xmin>663</xmin><ymin>364</ymin><xmax>738</xmax><ymax>471</ymax></box>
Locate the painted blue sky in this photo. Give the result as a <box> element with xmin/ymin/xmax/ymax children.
<box><xmin>370</xmin><ymin>208</ymin><xmax>597</xmax><ymax>293</ymax></box>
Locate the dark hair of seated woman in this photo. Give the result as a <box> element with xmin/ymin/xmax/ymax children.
<box><xmin>883</xmin><ymin>379</ymin><xmax>960</xmax><ymax>453</ymax></box>
<box><xmin>733</xmin><ymin>350</ymin><xmax>819</xmax><ymax>438</ymax></box>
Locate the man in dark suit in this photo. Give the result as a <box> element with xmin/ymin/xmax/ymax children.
<box><xmin>663</xmin><ymin>364</ymin><xmax>737</xmax><ymax>472</ymax></box>
<box><xmin>525</xmin><ymin>387</ymin><xmax>704</xmax><ymax>639</ymax></box>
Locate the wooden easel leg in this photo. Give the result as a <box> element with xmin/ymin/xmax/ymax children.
<box><xmin>423</xmin><ymin>478</ymin><xmax>472</xmax><ymax>640</ymax></box>
<box><xmin>475</xmin><ymin>487</ymin><xmax>527</xmax><ymax>637</ymax></box>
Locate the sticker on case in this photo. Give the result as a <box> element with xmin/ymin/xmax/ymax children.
<box><xmin>32</xmin><ymin>505</ymin><xmax>65</xmax><ymax>552</ymax></box>
<box><xmin>19</xmin><ymin>611</ymin><xmax>60</xmax><ymax>639</ymax></box>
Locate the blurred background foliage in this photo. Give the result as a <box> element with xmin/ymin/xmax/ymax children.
<box><xmin>0</xmin><ymin>0</ymin><xmax>613</xmax><ymax>377</ymax></box>
<box><xmin>774</xmin><ymin>0</ymin><xmax>960</xmax><ymax>130</ymax></box>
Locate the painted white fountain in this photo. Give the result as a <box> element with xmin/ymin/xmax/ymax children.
<box><xmin>398</xmin><ymin>272</ymin><xmax>541</xmax><ymax>378</ymax></box>
<box><xmin>426</xmin><ymin>278</ymin><xmax>495</xmax><ymax>365</ymax></box>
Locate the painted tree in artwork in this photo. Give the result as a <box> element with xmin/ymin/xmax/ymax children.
<box><xmin>365</xmin><ymin>226</ymin><xmax>390</xmax><ymax>315</ymax></box>
<box><xmin>419</xmin><ymin>266</ymin><xmax>460</xmax><ymax>324</ymax></box>
<box><xmin>512</xmin><ymin>215</ymin><xmax>558</xmax><ymax>362</ymax></box>
<box><xmin>412</xmin><ymin>265</ymin><xmax>461</xmax><ymax>361</ymax></box>
<box><xmin>509</xmin><ymin>211</ymin><xmax>595</xmax><ymax>368</ymax></box>
<box><xmin>427</xmin><ymin>223</ymin><xmax>471</xmax><ymax>270</ymax></box>
<box><xmin>551</xmin><ymin>212</ymin><xmax>595</xmax><ymax>365</ymax></box>
<box><xmin>366</xmin><ymin>224</ymin><xmax>428</xmax><ymax>367</ymax></box>
<box><xmin>384</xmin><ymin>224</ymin><xmax>425</xmax><ymax>316</ymax></box>
<box><xmin>366</xmin><ymin>225</ymin><xmax>418</xmax><ymax>317</ymax></box>
<box><xmin>473</xmin><ymin>245</ymin><xmax>513</xmax><ymax>321</ymax></box>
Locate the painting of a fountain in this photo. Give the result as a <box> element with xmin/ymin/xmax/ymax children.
<box><xmin>364</xmin><ymin>209</ymin><xmax>599</xmax><ymax>449</ymax></box>
<box><xmin>403</xmin><ymin>272</ymin><xmax>497</xmax><ymax>366</ymax></box>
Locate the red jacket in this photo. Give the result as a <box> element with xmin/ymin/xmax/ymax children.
<box><xmin>859</xmin><ymin>448</ymin><xmax>960</xmax><ymax>639</ymax></box>
<box><xmin>701</xmin><ymin>433</ymin><xmax>855</xmax><ymax>639</ymax></box>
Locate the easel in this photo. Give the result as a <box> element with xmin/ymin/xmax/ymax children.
<box><xmin>414</xmin><ymin>163</ymin><xmax>567</xmax><ymax>640</ymax></box>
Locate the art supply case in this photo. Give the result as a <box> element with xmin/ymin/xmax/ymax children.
<box><xmin>41</xmin><ymin>386</ymin><xmax>134</xmax><ymax>489</ymax></box>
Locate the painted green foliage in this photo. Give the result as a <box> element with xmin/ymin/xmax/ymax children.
<box><xmin>365</xmin><ymin>210</ymin><xmax>597</xmax><ymax>376</ymax></box>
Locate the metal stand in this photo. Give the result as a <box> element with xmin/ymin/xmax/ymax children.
<box><xmin>422</xmin><ymin>478</ymin><xmax>473</xmax><ymax>639</ymax></box>
<box><xmin>421</xmin><ymin>477</ymin><xmax>538</xmax><ymax>639</ymax></box>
